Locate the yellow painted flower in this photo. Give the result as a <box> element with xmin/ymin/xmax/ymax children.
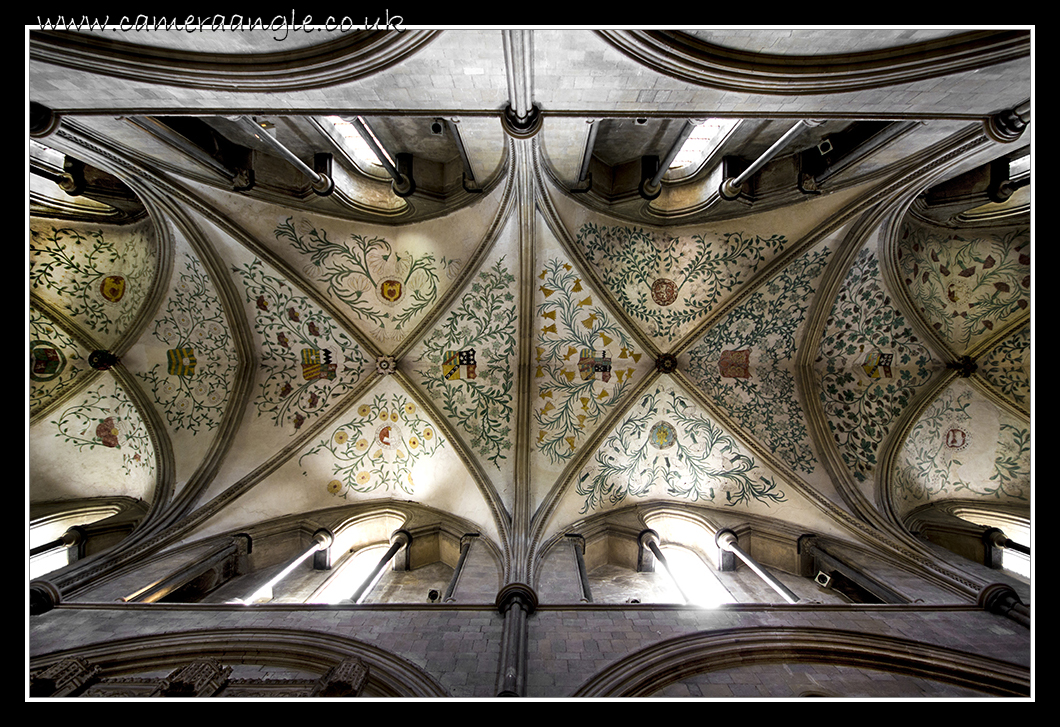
<box><xmin>423</xmin><ymin>427</ymin><xmax>434</xmax><ymax>440</ymax></box>
<box><xmin>358</xmin><ymin>404</ymin><xmax>371</xmax><ymax>417</ymax></box>
<box><xmin>409</xmin><ymin>436</ymin><xmax>419</xmax><ymax>449</ymax></box>
<box><xmin>404</xmin><ymin>402</ymin><xmax>416</xmax><ymax>416</ymax></box>
<box><xmin>372</xmin><ymin>449</ymin><xmax>383</xmax><ymax>459</ymax></box>
<box><xmin>327</xmin><ymin>479</ymin><xmax>343</xmax><ymax>494</ymax></box>
<box><xmin>334</xmin><ymin>431</ymin><xmax>348</xmax><ymax>444</ymax></box>
<box><xmin>355</xmin><ymin>438</ymin><xmax>369</xmax><ymax>452</ymax></box>
<box><xmin>396</xmin><ymin>450</ymin><xmax>405</xmax><ymax>459</ymax></box>
<box><xmin>407</xmin><ymin>472</ymin><xmax>415</xmax><ymax>487</ymax></box>
<box><xmin>390</xmin><ymin>411</ymin><xmax>399</xmax><ymax>422</ymax></box>
<box><xmin>379</xmin><ymin>410</ymin><xmax>389</xmax><ymax>421</ymax></box>
<box><xmin>356</xmin><ymin>471</ymin><xmax>371</xmax><ymax>485</ymax></box>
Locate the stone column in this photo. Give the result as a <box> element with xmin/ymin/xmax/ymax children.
<box><xmin>243</xmin><ymin>529</ymin><xmax>332</xmax><ymax>604</ymax></box>
<box><xmin>978</xmin><ymin>582</ymin><xmax>1030</xmax><ymax>629</ymax></box>
<box><xmin>495</xmin><ymin>583</ymin><xmax>538</xmax><ymax>697</ymax></box>
<box><xmin>121</xmin><ymin>534</ymin><xmax>250</xmax><ymax>603</ymax></box>
<box><xmin>442</xmin><ymin>533</ymin><xmax>479</xmax><ymax>603</ymax></box>
<box><xmin>567</xmin><ymin>534</ymin><xmax>593</xmax><ymax>603</ymax></box>
<box><xmin>716</xmin><ymin>529</ymin><xmax>800</xmax><ymax>604</ymax></box>
<box><xmin>638</xmin><ymin>529</ymin><xmax>689</xmax><ymax>604</ymax></box>
<box><xmin>350</xmin><ymin>529</ymin><xmax>411</xmax><ymax>603</ymax></box>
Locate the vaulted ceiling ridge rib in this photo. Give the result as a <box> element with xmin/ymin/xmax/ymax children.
<box><xmin>508</xmin><ymin>138</ymin><xmax>539</xmax><ymax>584</ymax></box>
<box><xmin>967</xmin><ymin>367</ymin><xmax>1031</xmax><ymax>422</ymax></box>
<box><xmin>29</xmin><ymin>29</ymin><xmax>442</xmax><ymax>94</ymax></box>
<box><xmin>596</xmin><ymin>29</ymin><xmax>1030</xmax><ymax>96</ymax></box>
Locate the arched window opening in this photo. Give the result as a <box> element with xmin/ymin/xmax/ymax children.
<box><xmin>953</xmin><ymin>509</ymin><xmax>1030</xmax><ymax>580</ymax></box>
<box><xmin>324</xmin><ymin>115</ymin><xmax>387</xmax><ymax>175</ymax></box>
<box><xmin>29</xmin><ymin>500</ymin><xmax>142</xmax><ymax>580</ymax></box>
<box><xmin>309</xmin><ymin>544</ymin><xmax>392</xmax><ymax>605</ymax></box>
<box><xmin>658</xmin><ymin>545</ymin><xmax>734</xmax><ymax>607</ymax></box>
<box><xmin>667</xmin><ymin>118</ymin><xmax>737</xmax><ymax>174</ymax></box>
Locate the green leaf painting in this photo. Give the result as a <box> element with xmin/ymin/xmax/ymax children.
<box><xmin>687</xmin><ymin>246</ymin><xmax>831</xmax><ymax>474</ymax></box>
<box><xmin>534</xmin><ymin>258</ymin><xmax>640</xmax><ymax>464</ymax></box>
<box><xmin>578</xmin><ymin>385</ymin><xmax>786</xmax><ymax>513</ymax></box>
<box><xmin>894</xmin><ymin>384</ymin><xmax>1029</xmax><ymax>503</ymax></box>
<box><xmin>30</xmin><ymin>224</ymin><xmax>154</xmax><ymax>340</ymax></box>
<box><xmin>51</xmin><ymin>381</ymin><xmax>154</xmax><ymax>477</ymax></box>
<box><xmin>275</xmin><ymin>217</ymin><xmax>455</xmax><ymax>336</ymax></box>
<box><xmin>137</xmin><ymin>253</ymin><xmax>237</xmax><ymax>434</ymax></box>
<box><xmin>818</xmin><ymin>247</ymin><xmax>936</xmax><ymax>482</ymax></box>
<box><xmin>417</xmin><ymin>258</ymin><xmax>517</xmax><ymax>467</ymax></box>
<box><xmin>576</xmin><ymin>223</ymin><xmax>788</xmax><ymax>342</ymax></box>
<box><xmin>234</xmin><ymin>258</ymin><xmax>369</xmax><ymax>433</ymax></box>
<box><xmin>897</xmin><ymin>223</ymin><xmax>1029</xmax><ymax>353</ymax></box>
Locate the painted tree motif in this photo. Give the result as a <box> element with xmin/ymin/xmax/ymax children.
<box><xmin>977</xmin><ymin>325</ymin><xmax>1031</xmax><ymax>410</ymax></box>
<box><xmin>577</xmin><ymin>385</ymin><xmax>786</xmax><ymax>513</ymax></box>
<box><xmin>417</xmin><ymin>257</ymin><xmax>517</xmax><ymax>467</ymax></box>
<box><xmin>687</xmin><ymin>246</ymin><xmax>830</xmax><ymax>474</ymax></box>
<box><xmin>137</xmin><ymin>253</ymin><xmax>237</xmax><ymax>434</ymax></box>
<box><xmin>300</xmin><ymin>393</ymin><xmax>443</xmax><ymax>497</ymax></box>
<box><xmin>897</xmin><ymin>224</ymin><xmax>1030</xmax><ymax>353</ymax></box>
<box><xmin>576</xmin><ymin>223</ymin><xmax>788</xmax><ymax>342</ymax></box>
<box><xmin>235</xmin><ymin>258</ymin><xmax>368</xmax><ymax>433</ymax></box>
<box><xmin>50</xmin><ymin>380</ymin><xmax>154</xmax><ymax>477</ymax></box>
<box><xmin>30</xmin><ymin>225</ymin><xmax>153</xmax><ymax>340</ymax></box>
<box><xmin>534</xmin><ymin>258</ymin><xmax>640</xmax><ymax>464</ymax></box>
<box><xmin>818</xmin><ymin>247</ymin><xmax>936</xmax><ymax>482</ymax></box>
<box><xmin>275</xmin><ymin>217</ymin><xmax>456</xmax><ymax>335</ymax></box>
<box><xmin>30</xmin><ymin>308</ymin><xmax>86</xmax><ymax>416</ymax></box>
<box><xmin>894</xmin><ymin>385</ymin><xmax>1029</xmax><ymax>503</ymax></box>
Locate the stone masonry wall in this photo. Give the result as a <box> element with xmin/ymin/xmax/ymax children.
<box><xmin>30</xmin><ymin>602</ymin><xmax>1029</xmax><ymax>698</ymax></box>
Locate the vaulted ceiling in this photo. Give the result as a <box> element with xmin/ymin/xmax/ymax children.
<box><xmin>28</xmin><ymin>27</ymin><xmax>1031</xmax><ymax>595</ymax></box>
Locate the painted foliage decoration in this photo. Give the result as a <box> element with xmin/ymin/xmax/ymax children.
<box><xmin>235</xmin><ymin>258</ymin><xmax>368</xmax><ymax>433</ymax></box>
<box><xmin>30</xmin><ymin>308</ymin><xmax>86</xmax><ymax>416</ymax></box>
<box><xmin>50</xmin><ymin>380</ymin><xmax>154</xmax><ymax>477</ymax></box>
<box><xmin>577</xmin><ymin>384</ymin><xmax>786</xmax><ymax>513</ymax></box>
<box><xmin>137</xmin><ymin>253</ymin><xmax>237</xmax><ymax>434</ymax></box>
<box><xmin>30</xmin><ymin>225</ymin><xmax>153</xmax><ymax>341</ymax></box>
<box><xmin>897</xmin><ymin>223</ymin><xmax>1030</xmax><ymax>353</ymax></box>
<box><xmin>417</xmin><ymin>258</ymin><xmax>517</xmax><ymax>467</ymax></box>
<box><xmin>818</xmin><ymin>247</ymin><xmax>936</xmax><ymax>482</ymax></box>
<box><xmin>301</xmin><ymin>393</ymin><xmax>443</xmax><ymax>497</ymax></box>
<box><xmin>275</xmin><ymin>217</ymin><xmax>457</xmax><ymax>338</ymax></box>
<box><xmin>894</xmin><ymin>383</ymin><xmax>1029</xmax><ymax>504</ymax></box>
<box><xmin>575</xmin><ymin>223</ymin><xmax>788</xmax><ymax>342</ymax></box>
<box><xmin>977</xmin><ymin>325</ymin><xmax>1031</xmax><ymax>410</ymax></box>
<box><xmin>535</xmin><ymin>258</ymin><xmax>640</xmax><ymax>464</ymax></box>
<box><xmin>687</xmin><ymin>246</ymin><xmax>830</xmax><ymax>475</ymax></box>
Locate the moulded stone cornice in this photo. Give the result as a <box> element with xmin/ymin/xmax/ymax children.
<box><xmin>29</xmin><ymin>29</ymin><xmax>441</xmax><ymax>93</ymax></box>
<box><xmin>597</xmin><ymin>30</ymin><xmax>1030</xmax><ymax>96</ymax></box>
